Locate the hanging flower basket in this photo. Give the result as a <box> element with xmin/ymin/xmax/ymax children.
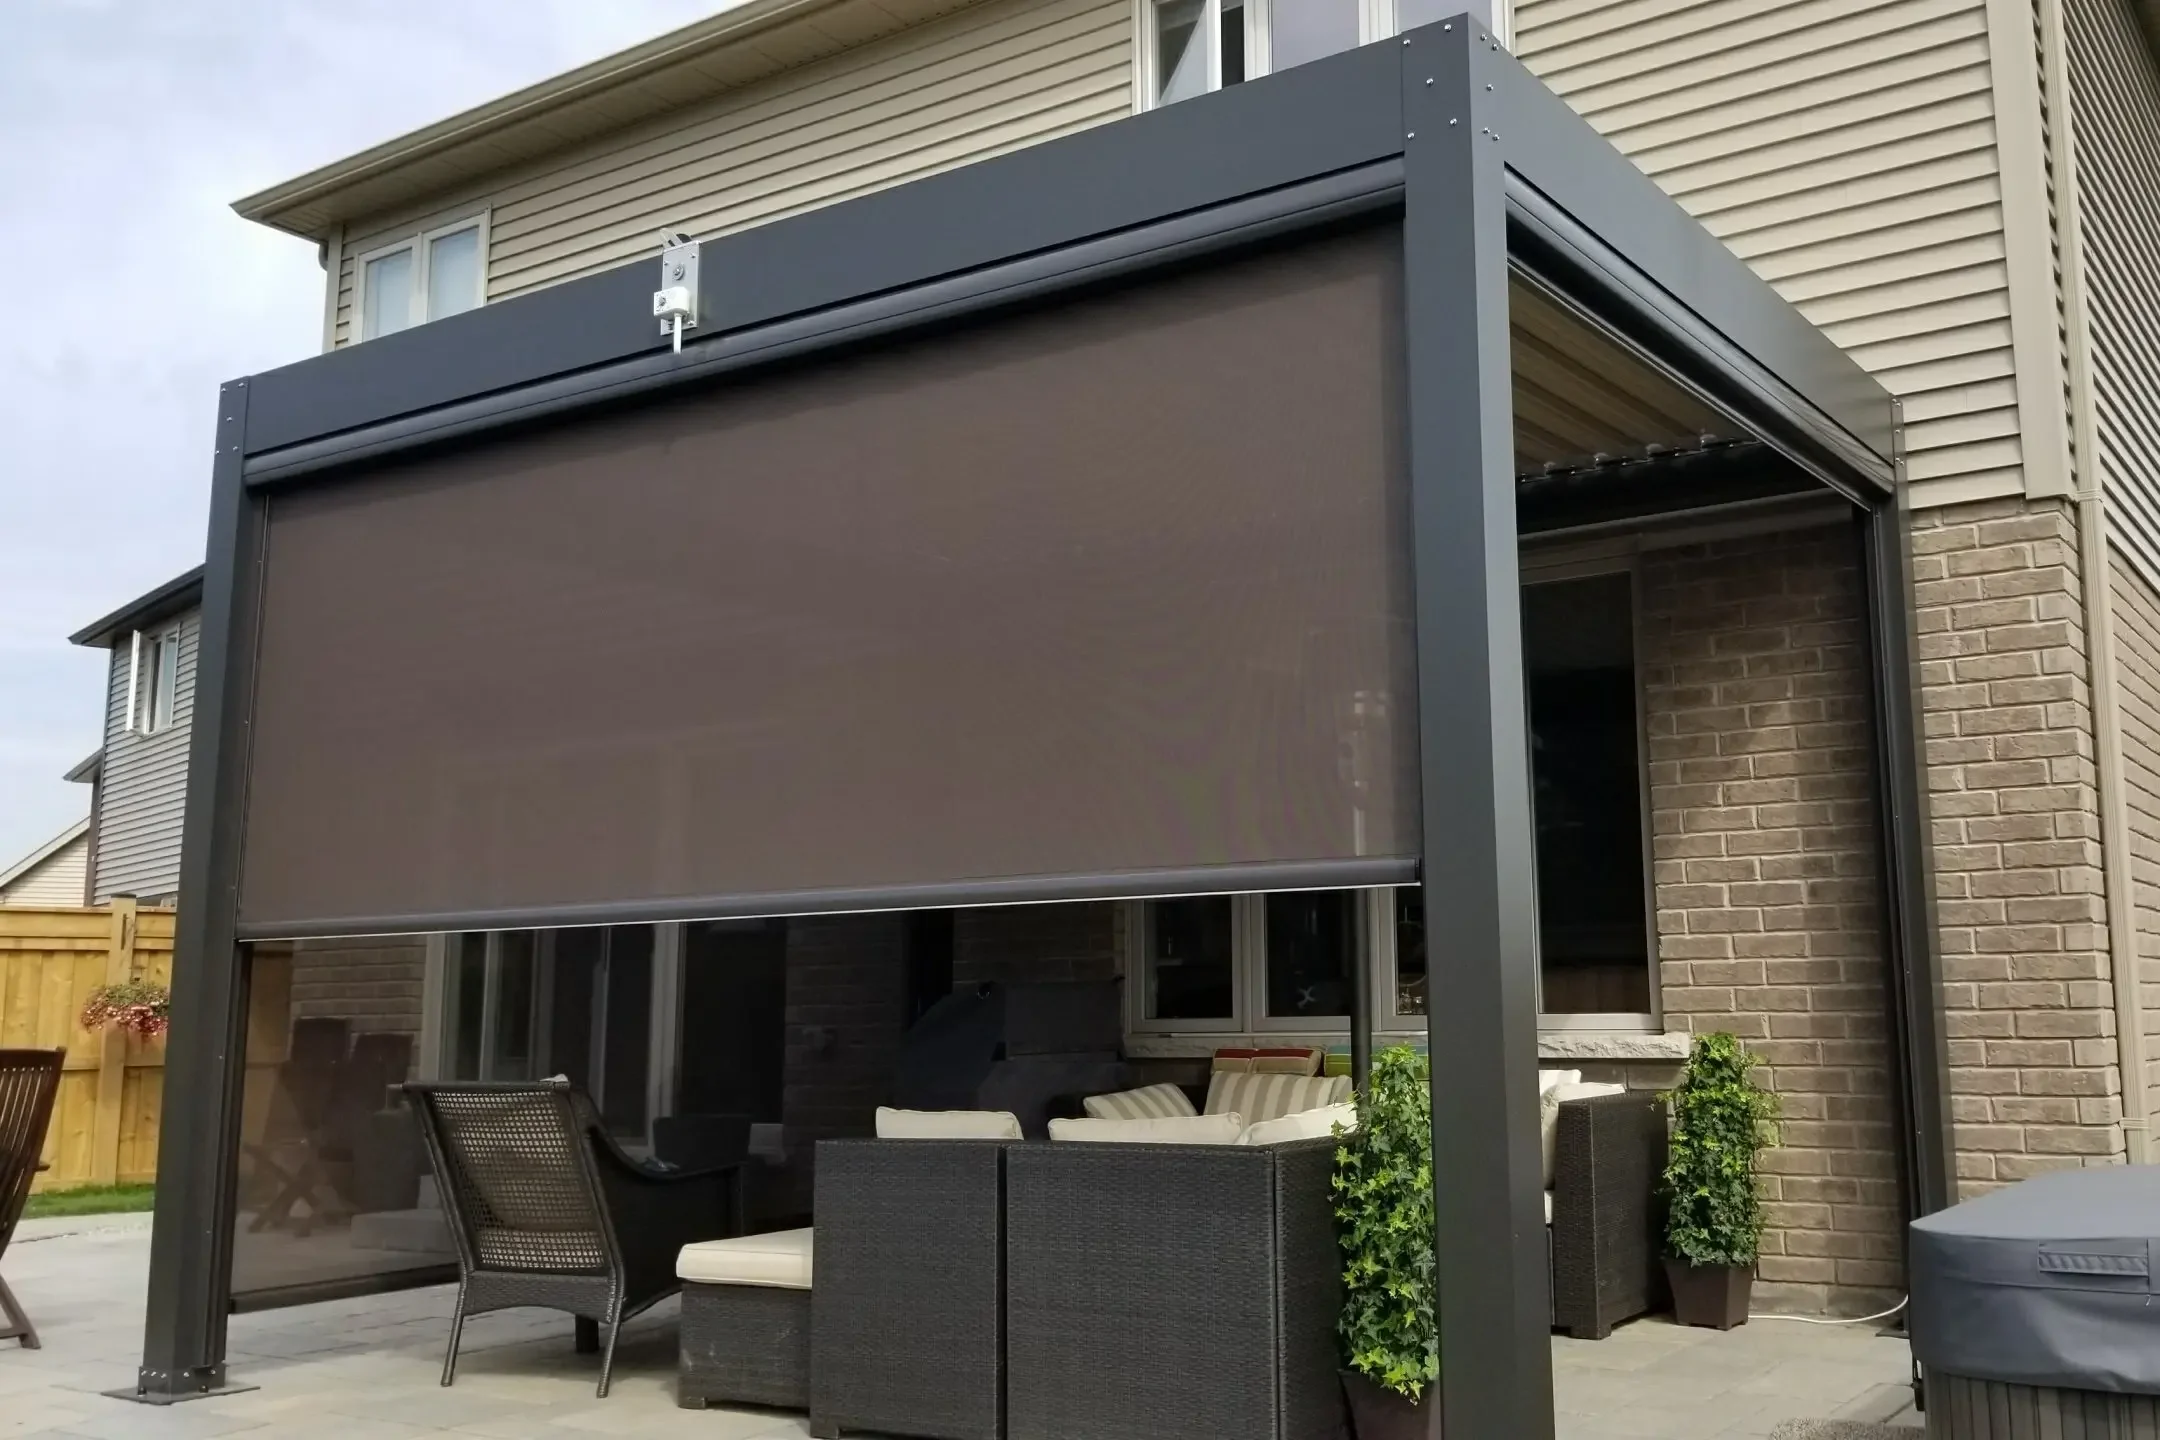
<box><xmin>81</xmin><ymin>981</ymin><xmax>172</xmax><ymax>1040</ymax></box>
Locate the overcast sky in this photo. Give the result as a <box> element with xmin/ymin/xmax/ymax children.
<box><xmin>0</xmin><ymin>0</ymin><xmax>733</xmax><ymax>868</ymax></box>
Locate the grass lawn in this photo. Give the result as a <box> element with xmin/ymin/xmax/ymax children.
<box><xmin>22</xmin><ymin>1183</ymin><xmax>155</xmax><ymax>1220</ymax></box>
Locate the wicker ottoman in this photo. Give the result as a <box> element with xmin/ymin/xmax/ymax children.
<box><xmin>677</xmin><ymin>1228</ymin><xmax>813</xmax><ymax>1412</ymax></box>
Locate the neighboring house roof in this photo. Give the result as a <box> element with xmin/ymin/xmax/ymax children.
<box><xmin>0</xmin><ymin>818</ymin><xmax>91</xmax><ymax>896</ymax></box>
<box><xmin>231</xmin><ymin>0</ymin><xmax>984</xmax><ymax>242</ymax></box>
<box><xmin>70</xmin><ymin>566</ymin><xmax>205</xmax><ymax>649</ymax></box>
<box><xmin>65</xmin><ymin>750</ymin><xmax>103</xmax><ymax>784</ymax></box>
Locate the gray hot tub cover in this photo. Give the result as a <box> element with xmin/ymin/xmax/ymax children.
<box><xmin>1911</xmin><ymin>1166</ymin><xmax>2160</xmax><ymax>1393</ymax></box>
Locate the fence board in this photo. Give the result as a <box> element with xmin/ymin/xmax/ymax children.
<box><xmin>0</xmin><ymin>902</ymin><xmax>174</xmax><ymax>1190</ymax></box>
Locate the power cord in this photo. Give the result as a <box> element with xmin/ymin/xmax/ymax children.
<box><xmin>1748</xmin><ymin>1296</ymin><xmax>1908</xmax><ymax>1326</ymax></box>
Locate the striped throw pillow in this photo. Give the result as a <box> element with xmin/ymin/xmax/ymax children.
<box><xmin>1083</xmin><ymin>1083</ymin><xmax>1199</xmax><ymax>1121</ymax></box>
<box><xmin>1204</xmin><ymin>1071</ymin><xmax>1352</xmax><ymax>1124</ymax></box>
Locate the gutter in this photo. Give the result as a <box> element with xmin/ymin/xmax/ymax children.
<box><xmin>2038</xmin><ymin>0</ymin><xmax>2149</xmax><ymax>1162</ymax></box>
<box><xmin>230</xmin><ymin>0</ymin><xmax>835</xmax><ymax>238</ymax></box>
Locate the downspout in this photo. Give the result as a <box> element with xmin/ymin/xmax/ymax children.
<box><xmin>2038</xmin><ymin>0</ymin><xmax>2149</xmax><ymax>1162</ymax></box>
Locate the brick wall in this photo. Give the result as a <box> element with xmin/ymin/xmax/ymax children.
<box><xmin>1637</xmin><ymin>522</ymin><xmax>1900</xmax><ymax>1315</ymax></box>
<box><xmin>776</xmin><ymin>913</ymin><xmax>909</xmax><ymax>1213</ymax></box>
<box><xmin>1912</xmin><ymin>498</ymin><xmax>2125</xmax><ymax>1186</ymax></box>
<box><xmin>288</xmin><ymin>935</ymin><xmax>427</xmax><ymax>1041</ymax></box>
<box><xmin>953</xmin><ymin>902</ymin><xmax>1118</xmax><ymax>987</ymax></box>
<box><xmin>2105</xmin><ymin>544</ymin><xmax>2160</xmax><ymax>1130</ymax></box>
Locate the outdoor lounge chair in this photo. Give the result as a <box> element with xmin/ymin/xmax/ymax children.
<box><xmin>405</xmin><ymin>1079</ymin><xmax>744</xmax><ymax>1397</ymax></box>
<box><xmin>0</xmin><ymin>1048</ymin><xmax>65</xmax><ymax>1349</ymax></box>
<box><xmin>808</xmin><ymin>1137</ymin><xmax>1010</xmax><ymax>1440</ymax></box>
<box><xmin>1548</xmin><ymin>1088</ymin><xmax>1667</xmax><ymax>1340</ymax></box>
<box><xmin>1004</xmin><ymin>1135</ymin><xmax>1346</xmax><ymax>1440</ymax></box>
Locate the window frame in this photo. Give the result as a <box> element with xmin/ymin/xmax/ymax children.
<box><xmin>353</xmin><ymin>211</ymin><xmax>490</xmax><ymax>342</ymax></box>
<box><xmin>1123</xmin><ymin>894</ymin><xmax>1249</xmax><ymax>1034</ymax></box>
<box><xmin>125</xmin><ymin>625</ymin><xmax>183</xmax><ymax>736</ymax></box>
<box><xmin>1122</xmin><ymin>545</ymin><xmax>1662</xmax><ymax>1041</ymax></box>
<box><xmin>1518</xmin><ymin>550</ymin><xmax>1660</xmax><ymax>1033</ymax></box>
<box><xmin>1132</xmin><ymin>0</ymin><xmax>1398</xmax><ymax>111</ymax></box>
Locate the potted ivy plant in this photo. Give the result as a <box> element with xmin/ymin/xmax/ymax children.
<box><xmin>1660</xmin><ymin>1031</ymin><xmax>1779</xmax><ymax>1329</ymax></box>
<box><xmin>1332</xmin><ymin>1044</ymin><xmax>1438</xmax><ymax>1439</ymax></box>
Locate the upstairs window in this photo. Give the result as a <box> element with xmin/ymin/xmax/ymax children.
<box><xmin>1141</xmin><ymin>1</ymin><xmax>1510</xmax><ymax>109</ymax></box>
<box><xmin>358</xmin><ymin>216</ymin><xmax>486</xmax><ymax>341</ymax></box>
<box><xmin>126</xmin><ymin>627</ymin><xmax>182</xmax><ymax>735</ymax></box>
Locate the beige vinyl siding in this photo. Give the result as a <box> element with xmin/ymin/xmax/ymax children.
<box><xmin>330</xmin><ymin>0</ymin><xmax>1131</xmax><ymax>347</ymax></box>
<box><xmin>2064</xmin><ymin>0</ymin><xmax>2160</xmax><ymax>584</ymax></box>
<box><xmin>1511</xmin><ymin>0</ymin><xmax>2026</xmax><ymax>504</ymax></box>
<box><xmin>0</xmin><ymin>833</ymin><xmax>89</xmax><ymax>908</ymax></box>
<box><xmin>2107</xmin><ymin>547</ymin><xmax>2160</xmax><ymax>1121</ymax></box>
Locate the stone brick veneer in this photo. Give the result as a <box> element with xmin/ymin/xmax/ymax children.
<box><xmin>1911</xmin><ymin>498</ymin><xmax>2124</xmax><ymax>1189</ymax></box>
<box><xmin>1634</xmin><ymin>521</ymin><xmax>1900</xmax><ymax>1314</ymax></box>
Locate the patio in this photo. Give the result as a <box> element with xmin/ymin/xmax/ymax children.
<box><xmin>9</xmin><ymin>1213</ymin><xmax>1919</xmax><ymax>1439</ymax></box>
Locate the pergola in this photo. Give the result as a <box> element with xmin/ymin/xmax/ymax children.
<box><xmin>136</xmin><ymin>16</ymin><xmax>1953</xmax><ymax>1435</ymax></box>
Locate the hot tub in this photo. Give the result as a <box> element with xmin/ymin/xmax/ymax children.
<box><xmin>1912</xmin><ymin>1166</ymin><xmax>2160</xmax><ymax>1437</ymax></box>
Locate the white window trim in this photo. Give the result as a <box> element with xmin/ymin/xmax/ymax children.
<box><xmin>1121</xmin><ymin>548</ymin><xmax>1663</xmax><ymax>1039</ymax></box>
<box><xmin>1520</xmin><ymin>550</ymin><xmax>1661</xmax><ymax>1033</ymax></box>
<box><xmin>1132</xmin><ymin>0</ymin><xmax>1506</xmax><ymax>112</ymax></box>
<box><xmin>126</xmin><ymin>626</ymin><xmax>183</xmax><ymax>736</ymax></box>
<box><xmin>353</xmin><ymin>210</ymin><xmax>490</xmax><ymax>342</ymax></box>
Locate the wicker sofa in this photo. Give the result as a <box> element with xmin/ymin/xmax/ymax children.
<box><xmin>809</xmin><ymin>1138</ymin><xmax>1010</xmax><ymax>1440</ymax></box>
<box><xmin>1548</xmin><ymin>1088</ymin><xmax>1667</xmax><ymax>1339</ymax></box>
<box><xmin>1005</xmin><ymin>1135</ymin><xmax>1345</xmax><ymax>1440</ymax></box>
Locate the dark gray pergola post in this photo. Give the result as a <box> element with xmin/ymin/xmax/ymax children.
<box><xmin>1857</xmin><ymin>404</ymin><xmax>1956</xmax><ymax>1225</ymax></box>
<box><xmin>1403</xmin><ymin>20</ymin><xmax>1555</xmax><ymax>1440</ymax></box>
<box><xmin>136</xmin><ymin>381</ymin><xmax>263</xmax><ymax>1402</ymax></box>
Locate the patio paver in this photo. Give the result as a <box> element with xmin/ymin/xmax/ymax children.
<box><xmin>1</xmin><ymin>1214</ymin><xmax>1916</xmax><ymax>1438</ymax></box>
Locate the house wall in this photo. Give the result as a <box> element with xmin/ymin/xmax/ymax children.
<box><xmin>93</xmin><ymin>609</ymin><xmax>198</xmax><ymax>905</ymax></box>
<box><xmin>1913</xmin><ymin>496</ymin><xmax>2126</xmax><ymax>1183</ymax></box>
<box><xmin>2106</xmin><ymin>546</ymin><xmax>2160</xmax><ymax>1125</ymax></box>
<box><xmin>1511</xmin><ymin>0</ymin><xmax>2037</xmax><ymax>507</ymax></box>
<box><xmin>0</xmin><ymin>831</ymin><xmax>89</xmax><ymax>907</ymax></box>
<box><xmin>286</xmin><ymin>936</ymin><xmax>429</xmax><ymax>1039</ymax></box>
<box><xmin>953</xmin><ymin>902</ymin><xmax>1118</xmax><ymax>988</ymax></box>
<box><xmin>2063</xmin><ymin>0</ymin><xmax>2160</xmax><ymax>581</ymax></box>
<box><xmin>1635</xmin><ymin>522</ymin><xmax>1900</xmax><ymax>1316</ymax></box>
<box><xmin>328</xmin><ymin>0</ymin><xmax>1133</xmax><ymax>348</ymax></box>
<box><xmin>777</xmin><ymin>912</ymin><xmax>910</xmax><ymax>1214</ymax></box>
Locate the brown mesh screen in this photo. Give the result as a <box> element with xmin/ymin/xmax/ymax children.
<box><xmin>238</xmin><ymin>225</ymin><xmax>1416</xmax><ymax>931</ymax></box>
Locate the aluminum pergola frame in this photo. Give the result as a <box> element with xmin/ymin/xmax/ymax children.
<box><xmin>137</xmin><ymin>16</ymin><xmax>1951</xmax><ymax>1436</ymax></box>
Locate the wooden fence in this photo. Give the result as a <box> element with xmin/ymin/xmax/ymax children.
<box><xmin>0</xmin><ymin>899</ymin><xmax>172</xmax><ymax>1191</ymax></box>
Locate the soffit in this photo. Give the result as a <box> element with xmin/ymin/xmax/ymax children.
<box><xmin>1510</xmin><ymin>275</ymin><xmax>1736</xmax><ymax>478</ymax></box>
<box><xmin>233</xmin><ymin>0</ymin><xmax>988</xmax><ymax>241</ymax></box>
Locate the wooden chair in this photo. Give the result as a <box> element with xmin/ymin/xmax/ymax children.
<box><xmin>0</xmin><ymin>1048</ymin><xmax>66</xmax><ymax>1349</ymax></box>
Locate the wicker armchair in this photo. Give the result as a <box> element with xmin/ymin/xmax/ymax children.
<box><xmin>404</xmin><ymin>1080</ymin><xmax>743</xmax><ymax>1396</ymax></box>
<box><xmin>810</xmin><ymin>1138</ymin><xmax>1009</xmax><ymax>1440</ymax></box>
<box><xmin>1549</xmin><ymin>1088</ymin><xmax>1667</xmax><ymax>1340</ymax></box>
<box><xmin>1004</xmin><ymin>1136</ymin><xmax>1346</xmax><ymax>1440</ymax></box>
<box><xmin>0</xmin><ymin>1048</ymin><xmax>65</xmax><ymax>1350</ymax></box>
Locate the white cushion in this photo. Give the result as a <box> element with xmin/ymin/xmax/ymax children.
<box><xmin>1537</xmin><ymin>1068</ymin><xmax>1582</xmax><ymax>1095</ymax></box>
<box><xmin>1204</xmin><ymin>1071</ymin><xmax>1351</xmax><ymax>1123</ymax></box>
<box><xmin>1048</xmin><ymin>1113</ymin><xmax>1245</xmax><ymax>1145</ymax></box>
<box><xmin>1539</xmin><ymin>1082</ymin><xmax>1626</xmax><ymax>1187</ymax></box>
<box><xmin>678</xmin><ymin>1227</ymin><xmax>813</xmax><ymax>1289</ymax></box>
<box><xmin>874</xmin><ymin>1107</ymin><xmax>1022</xmax><ymax>1140</ymax></box>
<box><xmin>1238</xmin><ymin>1101</ymin><xmax>1358</xmax><ymax>1146</ymax></box>
<box><xmin>1083</xmin><ymin>1083</ymin><xmax>1198</xmax><ymax>1121</ymax></box>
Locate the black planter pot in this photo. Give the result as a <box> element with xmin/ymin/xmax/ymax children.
<box><xmin>1664</xmin><ymin>1258</ymin><xmax>1753</xmax><ymax>1330</ymax></box>
<box><xmin>1341</xmin><ymin>1369</ymin><xmax>1436</xmax><ymax>1440</ymax></box>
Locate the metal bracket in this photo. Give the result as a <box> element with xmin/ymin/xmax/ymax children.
<box><xmin>653</xmin><ymin>230</ymin><xmax>699</xmax><ymax>352</ymax></box>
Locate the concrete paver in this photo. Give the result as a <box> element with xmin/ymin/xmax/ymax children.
<box><xmin>2</xmin><ymin>1213</ymin><xmax>1915</xmax><ymax>1437</ymax></box>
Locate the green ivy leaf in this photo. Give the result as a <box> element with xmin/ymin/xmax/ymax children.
<box><xmin>1658</xmin><ymin>1032</ymin><xmax>1779</xmax><ymax>1268</ymax></box>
